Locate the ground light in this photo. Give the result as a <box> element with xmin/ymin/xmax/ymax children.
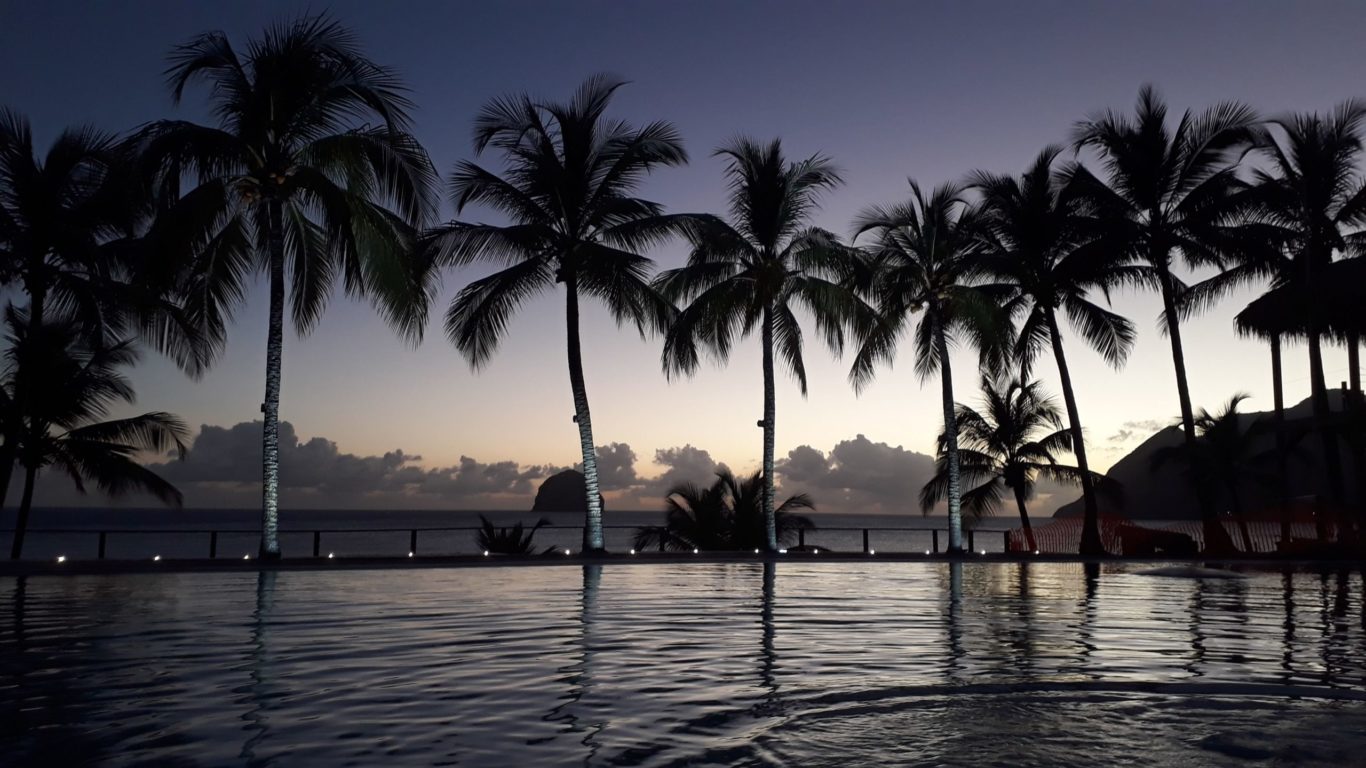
<box><xmin>328</xmin><ymin>552</ymin><xmax>335</xmax><ymax>559</ymax></box>
<box><xmin>693</xmin><ymin>548</ymin><xmax>699</xmax><ymax>554</ymax></box>
<box><xmin>629</xmin><ymin>549</ymin><xmax>636</xmax><ymax>555</ymax></box>
<box><xmin>925</xmin><ymin>550</ymin><xmax>931</xmax><ymax>555</ymax></box>
<box><xmin>778</xmin><ymin>549</ymin><xmax>788</xmax><ymax>554</ymax></box>
<box><xmin>56</xmin><ymin>555</ymin><xmax>66</xmax><ymax>563</ymax></box>
<box><xmin>153</xmin><ymin>555</ymin><xmax>161</xmax><ymax>561</ymax></box>
<box><xmin>408</xmin><ymin>552</ymin><xmax>414</xmax><ymax>558</ymax></box>
<box><xmin>869</xmin><ymin>549</ymin><xmax>876</xmax><ymax>555</ymax></box>
<box><xmin>1034</xmin><ymin>550</ymin><xmax>1040</xmax><ymax>555</ymax></box>
<box><xmin>483</xmin><ymin>550</ymin><xmax>489</xmax><ymax>556</ymax></box>
<box><xmin>243</xmin><ymin>555</ymin><xmax>250</xmax><ymax>560</ymax></box>
<box><xmin>980</xmin><ymin>550</ymin><xmax>987</xmax><ymax>555</ymax></box>
<box><xmin>564</xmin><ymin>549</ymin><xmax>571</xmax><ymax>556</ymax></box>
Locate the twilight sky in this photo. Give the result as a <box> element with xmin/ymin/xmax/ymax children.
<box><xmin>1</xmin><ymin>1</ymin><xmax>1361</xmax><ymax>512</ymax></box>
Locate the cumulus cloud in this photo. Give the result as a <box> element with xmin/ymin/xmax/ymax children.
<box><xmin>775</xmin><ymin>434</ymin><xmax>936</xmax><ymax>514</ymax></box>
<box><xmin>1106</xmin><ymin>419</ymin><xmax>1166</xmax><ymax>446</ymax></box>
<box><xmin>32</xmin><ymin>421</ymin><xmax>568</xmax><ymax>510</ymax></box>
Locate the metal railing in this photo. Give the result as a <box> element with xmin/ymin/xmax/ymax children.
<box><xmin>6</xmin><ymin>524</ymin><xmax>1015</xmax><ymax>561</ymax></box>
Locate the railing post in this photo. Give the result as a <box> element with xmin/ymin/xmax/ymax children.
<box><xmin>969</xmin><ymin>530</ymin><xmax>976</xmax><ymax>552</ymax></box>
<box><xmin>313</xmin><ymin>531</ymin><xmax>321</xmax><ymax>558</ymax></box>
<box><xmin>862</xmin><ymin>529</ymin><xmax>870</xmax><ymax>554</ymax></box>
<box><xmin>209</xmin><ymin>531</ymin><xmax>218</xmax><ymax>559</ymax></box>
<box><xmin>658</xmin><ymin>528</ymin><xmax>665</xmax><ymax>552</ymax></box>
<box><xmin>410</xmin><ymin>529</ymin><xmax>418</xmax><ymax>556</ymax></box>
<box><xmin>98</xmin><ymin>531</ymin><xmax>107</xmax><ymax>560</ymax></box>
<box><xmin>1004</xmin><ymin>530</ymin><xmax>1011</xmax><ymax>553</ymax></box>
<box><xmin>932</xmin><ymin>529</ymin><xmax>939</xmax><ymax>553</ymax></box>
<box><xmin>799</xmin><ymin>529</ymin><xmax>806</xmax><ymax>548</ymax></box>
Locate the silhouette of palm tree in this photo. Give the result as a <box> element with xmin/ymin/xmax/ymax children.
<box><xmin>4</xmin><ymin>309</ymin><xmax>188</xmax><ymax>559</ymax></box>
<box><xmin>633</xmin><ymin>469</ymin><xmax>814</xmax><ymax>552</ymax></box>
<box><xmin>921</xmin><ymin>375</ymin><xmax>1108</xmax><ymax>552</ymax></box>
<box><xmin>137</xmin><ymin>15</ymin><xmax>436</xmax><ymax>557</ymax></box>
<box><xmin>0</xmin><ymin>110</ymin><xmax>199</xmax><ymax>524</ymax></box>
<box><xmin>972</xmin><ymin>147</ymin><xmax>1140</xmax><ymax>555</ymax></box>
<box><xmin>1231</xmin><ymin>104</ymin><xmax>1366</xmax><ymax>520</ymax></box>
<box><xmin>422</xmin><ymin>75</ymin><xmax>685</xmax><ymax>553</ymax></box>
<box><xmin>849</xmin><ymin>181</ymin><xmax>1005</xmax><ymax>553</ymax></box>
<box><xmin>1070</xmin><ymin>85</ymin><xmax>1259</xmax><ymax>553</ymax></box>
<box><xmin>657</xmin><ymin>137</ymin><xmax>870</xmax><ymax>551</ymax></box>
<box><xmin>1152</xmin><ymin>394</ymin><xmax>1269</xmax><ymax>552</ymax></box>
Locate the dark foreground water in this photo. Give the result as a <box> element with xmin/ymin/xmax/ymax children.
<box><xmin>2</xmin><ymin>562</ymin><xmax>1365</xmax><ymax>767</ymax></box>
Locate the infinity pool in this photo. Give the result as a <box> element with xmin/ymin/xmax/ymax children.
<box><xmin>3</xmin><ymin>563</ymin><xmax>1364</xmax><ymax>766</ymax></box>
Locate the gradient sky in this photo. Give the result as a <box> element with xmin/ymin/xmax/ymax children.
<box><xmin>2</xmin><ymin>1</ymin><xmax>1361</xmax><ymax>510</ymax></box>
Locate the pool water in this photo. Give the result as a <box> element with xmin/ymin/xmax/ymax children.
<box><xmin>2</xmin><ymin>562</ymin><xmax>1364</xmax><ymax>767</ymax></box>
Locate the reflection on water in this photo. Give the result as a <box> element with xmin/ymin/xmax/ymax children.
<box><xmin>2</xmin><ymin>563</ymin><xmax>1365</xmax><ymax>767</ymax></box>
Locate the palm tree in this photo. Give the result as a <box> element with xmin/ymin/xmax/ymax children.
<box><xmin>920</xmin><ymin>375</ymin><xmax>1107</xmax><ymax>553</ymax></box>
<box><xmin>1070</xmin><ymin>86</ymin><xmax>1258</xmax><ymax>552</ymax></box>
<box><xmin>1152</xmin><ymin>394</ymin><xmax>1268</xmax><ymax>553</ymax></box>
<box><xmin>971</xmin><ymin>147</ymin><xmax>1141</xmax><ymax>555</ymax></box>
<box><xmin>632</xmin><ymin>469</ymin><xmax>815</xmax><ymax>552</ymax></box>
<box><xmin>421</xmin><ymin>75</ymin><xmax>684</xmax><ymax>554</ymax></box>
<box><xmin>848</xmin><ymin>181</ymin><xmax>1003</xmax><ymax>553</ymax></box>
<box><xmin>1238</xmin><ymin>104</ymin><xmax>1366</xmax><ymax>527</ymax></box>
<box><xmin>5</xmin><ymin>309</ymin><xmax>188</xmax><ymax>559</ymax></box>
<box><xmin>138</xmin><ymin>15</ymin><xmax>437</xmax><ymax>558</ymax></box>
<box><xmin>657</xmin><ymin>137</ymin><xmax>870</xmax><ymax>551</ymax></box>
<box><xmin>0</xmin><ymin>110</ymin><xmax>200</xmax><ymax>518</ymax></box>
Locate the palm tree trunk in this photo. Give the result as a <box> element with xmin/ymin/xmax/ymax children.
<box><xmin>1159</xmin><ymin>266</ymin><xmax>1233</xmax><ymax>554</ymax></box>
<box><xmin>8</xmin><ymin>464</ymin><xmax>36</xmax><ymax>560</ymax></box>
<box><xmin>1045</xmin><ymin>309</ymin><xmax>1105</xmax><ymax>555</ymax></box>
<box><xmin>1307</xmin><ymin>327</ymin><xmax>1347</xmax><ymax>539</ymax></box>
<box><xmin>760</xmin><ymin>305</ymin><xmax>778</xmax><ymax>552</ymax></box>
<box><xmin>565</xmin><ymin>276</ymin><xmax>605</xmax><ymax>553</ymax></box>
<box><xmin>259</xmin><ymin>200</ymin><xmax>285</xmax><ymax>559</ymax></box>
<box><xmin>934</xmin><ymin>317</ymin><xmax>964</xmax><ymax>553</ymax></box>
<box><xmin>1271</xmin><ymin>334</ymin><xmax>1292</xmax><ymax>546</ymax></box>
<box><xmin>1012</xmin><ymin>483</ymin><xmax>1038</xmax><ymax>552</ymax></box>
<box><xmin>4</xmin><ymin>287</ymin><xmax>43</xmax><ymax>554</ymax></box>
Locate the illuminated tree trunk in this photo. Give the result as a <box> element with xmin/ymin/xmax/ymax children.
<box><xmin>1012</xmin><ymin>483</ymin><xmax>1038</xmax><ymax>553</ymax></box>
<box><xmin>760</xmin><ymin>304</ymin><xmax>778</xmax><ymax>552</ymax></box>
<box><xmin>259</xmin><ymin>199</ymin><xmax>285</xmax><ymax>559</ymax></box>
<box><xmin>1046</xmin><ymin>308</ymin><xmax>1105</xmax><ymax>555</ymax></box>
<box><xmin>934</xmin><ymin>315</ymin><xmax>964</xmax><ymax>553</ymax></box>
<box><xmin>565</xmin><ymin>276</ymin><xmax>605</xmax><ymax>552</ymax></box>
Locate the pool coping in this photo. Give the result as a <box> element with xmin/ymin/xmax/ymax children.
<box><xmin>3</xmin><ymin>550</ymin><xmax>1364</xmax><ymax>576</ymax></box>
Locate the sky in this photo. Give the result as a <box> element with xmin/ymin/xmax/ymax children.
<box><xmin>1</xmin><ymin>0</ymin><xmax>1362</xmax><ymax>513</ymax></box>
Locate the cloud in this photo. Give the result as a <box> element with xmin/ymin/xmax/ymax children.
<box><xmin>775</xmin><ymin>434</ymin><xmax>936</xmax><ymax>514</ymax></box>
<box><xmin>31</xmin><ymin>421</ymin><xmax>569</xmax><ymax>510</ymax></box>
<box><xmin>1106</xmin><ymin>419</ymin><xmax>1166</xmax><ymax>445</ymax></box>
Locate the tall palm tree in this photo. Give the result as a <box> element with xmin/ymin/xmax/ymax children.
<box><xmin>920</xmin><ymin>374</ymin><xmax>1106</xmax><ymax>553</ymax></box>
<box><xmin>422</xmin><ymin>75</ymin><xmax>683</xmax><ymax>553</ymax></box>
<box><xmin>971</xmin><ymin>147</ymin><xmax>1141</xmax><ymax>555</ymax></box>
<box><xmin>632</xmin><ymin>469</ymin><xmax>815</xmax><ymax>552</ymax></box>
<box><xmin>0</xmin><ymin>109</ymin><xmax>200</xmax><ymax>516</ymax></box>
<box><xmin>1070</xmin><ymin>86</ymin><xmax>1258</xmax><ymax>552</ymax></box>
<box><xmin>1241</xmin><ymin>104</ymin><xmax>1366</xmax><ymax>527</ymax></box>
<box><xmin>5</xmin><ymin>309</ymin><xmax>188</xmax><ymax>559</ymax></box>
<box><xmin>138</xmin><ymin>15</ymin><xmax>437</xmax><ymax>558</ymax></box>
<box><xmin>848</xmin><ymin>181</ymin><xmax>1003</xmax><ymax>553</ymax></box>
<box><xmin>1152</xmin><ymin>394</ymin><xmax>1268</xmax><ymax>553</ymax></box>
<box><xmin>657</xmin><ymin>137</ymin><xmax>870</xmax><ymax>551</ymax></box>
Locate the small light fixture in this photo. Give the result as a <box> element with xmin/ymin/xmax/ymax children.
<box><xmin>483</xmin><ymin>550</ymin><xmax>490</xmax><ymax>556</ymax></box>
<box><xmin>1033</xmin><ymin>550</ymin><xmax>1040</xmax><ymax>555</ymax></box>
<box><xmin>693</xmin><ymin>548</ymin><xmax>699</xmax><ymax>554</ymax></box>
<box><xmin>778</xmin><ymin>549</ymin><xmax>788</xmax><ymax>554</ymax></box>
<box><xmin>629</xmin><ymin>549</ymin><xmax>636</xmax><ymax>555</ymax></box>
<box><xmin>869</xmin><ymin>549</ymin><xmax>876</xmax><ymax>555</ymax></box>
<box><xmin>56</xmin><ymin>555</ymin><xmax>66</xmax><ymax>563</ymax></box>
<box><xmin>243</xmin><ymin>555</ymin><xmax>250</xmax><ymax>560</ymax></box>
<box><xmin>564</xmin><ymin>549</ymin><xmax>571</xmax><ymax>556</ymax></box>
<box><xmin>979</xmin><ymin>550</ymin><xmax>986</xmax><ymax>556</ymax></box>
<box><xmin>754</xmin><ymin>548</ymin><xmax>760</xmax><ymax>554</ymax></box>
<box><xmin>327</xmin><ymin>552</ymin><xmax>335</xmax><ymax>559</ymax></box>
<box><xmin>408</xmin><ymin>552</ymin><xmax>414</xmax><ymax>558</ymax></box>
<box><xmin>153</xmin><ymin>555</ymin><xmax>161</xmax><ymax>562</ymax></box>
<box><xmin>924</xmin><ymin>550</ymin><xmax>931</xmax><ymax>555</ymax></box>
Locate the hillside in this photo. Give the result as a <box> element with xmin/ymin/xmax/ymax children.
<box><xmin>1051</xmin><ymin>392</ymin><xmax>1358</xmax><ymax>520</ymax></box>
